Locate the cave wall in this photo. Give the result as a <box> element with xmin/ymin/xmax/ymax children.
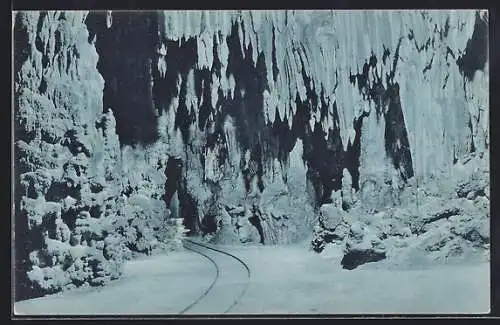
<box><xmin>13</xmin><ymin>11</ymin><xmax>183</xmax><ymax>300</ymax></box>
<box><xmin>13</xmin><ymin>9</ymin><xmax>489</xmax><ymax>298</ymax></box>
<box><xmin>83</xmin><ymin>10</ymin><xmax>488</xmax><ymax>243</ymax></box>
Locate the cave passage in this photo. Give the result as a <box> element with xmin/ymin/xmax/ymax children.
<box><xmin>86</xmin><ymin>11</ymin><xmax>160</xmax><ymax>146</ymax></box>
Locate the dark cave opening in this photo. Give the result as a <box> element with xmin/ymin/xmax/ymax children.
<box><xmin>304</xmin><ymin>123</ymin><xmax>343</xmax><ymax>203</ymax></box>
<box><xmin>163</xmin><ymin>156</ymin><xmax>183</xmax><ymax>212</ymax></box>
<box><xmin>295</xmin><ymin>92</ymin><xmax>349</xmax><ymax>205</ymax></box>
<box><xmin>200</xmin><ymin>214</ymin><xmax>218</xmax><ymax>235</ymax></box>
<box><xmin>163</xmin><ymin>156</ymin><xmax>200</xmax><ymax>235</ymax></box>
<box><xmin>180</xmin><ymin>191</ymin><xmax>200</xmax><ymax>236</ymax></box>
<box><xmin>248</xmin><ymin>211</ymin><xmax>265</xmax><ymax>245</ymax></box>
<box><xmin>85</xmin><ymin>11</ymin><xmax>160</xmax><ymax>146</ymax></box>
<box><xmin>456</xmin><ymin>11</ymin><xmax>488</xmax><ymax>82</ymax></box>
<box><xmin>222</xmin><ymin>22</ymin><xmax>268</xmax><ymax>155</ymax></box>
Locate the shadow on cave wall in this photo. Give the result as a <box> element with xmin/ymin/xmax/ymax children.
<box><xmin>85</xmin><ymin>11</ymin><xmax>159</xmax><ymax>146</ymax></box>
<box><xmin>349</xmin><ymin>42</ymin><xmax>414</xmax><ymax>182</ymax></box>
<box><xmin>456</xmin><ymin>10</ymin><xmax>488</xmax><ymax>82</ymax></box>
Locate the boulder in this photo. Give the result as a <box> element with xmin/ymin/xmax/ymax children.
<box><xmin>456</xmin><ymin>174</ymin><xmax>488</xmax><ymax>199</ymax></box>
<box><xmin>318</xmin><ymin>204</ymin><xmax>348</xmax><ymax>231</ymax></box>
<box><xmin>342</xmin><ymin>222</ymin><xmax>387</xmax><ymax>269</ymax></box>
<box><xmin>341</xmin><ymin>249</ymin><xmax>386</xmax><ymax>270</ymax></box>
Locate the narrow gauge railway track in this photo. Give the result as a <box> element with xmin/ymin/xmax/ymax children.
<box><xmin>180</xmin><ymin>239</ymin><xmax>251</xmax><ymax>314</ymax></box>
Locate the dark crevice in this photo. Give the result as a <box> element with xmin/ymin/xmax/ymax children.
<box><xmin>175</xmin><ymin>76</ymin><xmax>196</xmax><ymax>143</ymax></box>
<box><xmin>62</xmin><ymin>208</ymin><xmax>79</xmax><ymax>230</ymax></box>
<box><xmin>425</xmin><ymin>208</ymin><xmax>461</xmax><ymax>224</ymax></box>
<box><xmin>180</xmin><ymin>190</ymin><xmax>199</xmax><ymax>236</ymax></box>
<box><xmin>456</xmin><ymin>11</ymin><xmax>488</xmax><ymax>81</ymax></box>
<box><xmin>200</xmin><ymin>214</ymin><xmax>218</xmax><ymax>234</ymax></box>
<box><xmin>382</xmin><ymin>45</ymin><xmax>390</xmax><ymax>64</ymax></box>
<box><xmin>38</xmin><ymin>77</ymin><xmax>47</xmax><ymax>94</ymax></box>
<box><xmin>383</xmin><ymin>82</ymin><xmax>414</xmax><ymax>181</ymax></box>
<box><xmin>163</xmin><ymin>157</ymin><xmax>183</xmax><ymax>207</ymax></box>
<box><xmin>446</xmin><ymin>46</ymin><xmax>456</xmax><ymax>60</ymax></box>
<box><xmin>61</xmin><ymin>129</ymin><xmax>91</xmax><ymax>157</ymax></box>
<box><xmin>222</xmin><ymin>22</ymin><xmax>268</xmax><ymax>155</ymax></box>
<box><xmin>417</xmin><ymin>38</ymin><xmax>431</xmax><ymax>53</ymax></box>
<box><xmin>442</xmin><ymin>17</ymin><xmax>450</xmax><ymax>39</ymax></box>
<box><xmin>248</xmin><ymin>207</ymin><xmax>265</xmax><ymax>244</ymax></box>
<box><xmin>347</xmin><ymin>110</ymin><xmax>370</xmax><ymax>191</ymax></box>
<box><xmin>211</xmin><ymin>35</ymin><xmax>222</xmax><ymax>78</ymax></box>
<box><xmin>90</xmin><ymin>182</ymin><xmax>103</xmax><ymax>193</ymax></box>
<box><xmin>14</xmin><ymin>13</ymin><xmax>31</xmax><ymax>88</ymax></box>
<box><xmin>196</xmin><ymin>68</ymin><xmax>214</xmax><ymax>131</ymax></box>
<box><xmin>388</xmin><ymin>38</ymin><xmax>403</xmax><ymax>84</ymax></box>
<box><xmin>349</xmin><ymin>52</ymin><xmax>378</xmax><ymax>101</ymax></box>
<box><xmin>468</xmin><ymin>115</ymin><xmax>476</xmax><ymax>153</ymax></box>
<box><xmin>348</xmin><ymin>42</ymin><xmax>414</xmax><ymax>182</ymax></box>
<box><xmin>422</xmin><ymin>54</ymin><xmax>434</xmax><ymax>74</ymax></box>
<box><xmin>442</xmin><ymin>73</ymin><xmax>450</xmax><ymax>90</ymax></box>
<box><xmin>34</xmin><ymin>12</ymin><xmax>46</xmax><ymax>52</ymax></box>
<box><xmin>54</xmin><ymin>29</ymin><xmax>62</xmax><ymax>55</ymax></box>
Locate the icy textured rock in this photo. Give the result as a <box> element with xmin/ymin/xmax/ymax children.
<box><xmin>14</xmin><ymin>11</ymin><xmax>183</xmax><ymax>300</ymax></box>
<box><xmin>318</xmin><ymin>204</ymin><xmax>348</xmax><ymax>231</ymax></box>
<box><xmin>154</xmin><ymin>10</ymin><xmax>488</xmax><ymax>183</ymax></box>
<box><xmin>14</xmin><ymin>10</ymin><xmax>120</xmax><ymax>298</ymax></box>
<box><xmin>84</xmin><ymin>10</ymin><xmax>488</xmax><ymax>248</ymax></box>
<box><xmin>14</xmin><ymin>10</ymin><xmax>489</xmax><ymax>297</ymax></box>
<box><xmin>315</xmin><ymin>152</ymin><xmax>489</xmax><ymax>269</ymax></box>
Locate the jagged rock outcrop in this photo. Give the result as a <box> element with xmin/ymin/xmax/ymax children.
<box><xmin>313</xmin><ymin>153</ymin><xmax>489</xmax><ymax>269</ymax></box>
<box><xmin>14</xmin><ymin>11</ymin><xmax>183</xmax><ymax>300</ymax></box>
<box><xmin>14</xmin><ymin>11</ymin><xmax>123</xmax><ymax>299</ymax></box>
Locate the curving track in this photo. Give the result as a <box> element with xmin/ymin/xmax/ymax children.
<box><xmin>180</xmin><ymin>239</ymin><xmax>251</xmax><ymax>314</ymax></box>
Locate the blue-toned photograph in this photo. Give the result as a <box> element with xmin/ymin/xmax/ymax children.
<box><xmin>12</xmin><ymin>9</ymin><xmax>490</xmax><ymax>315</ymax></box>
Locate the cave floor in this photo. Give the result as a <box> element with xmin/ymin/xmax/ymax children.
<box><xmin>14</xmin><ymin>242</ymin><xmax>490</xmax><ymax>315</ymax></box>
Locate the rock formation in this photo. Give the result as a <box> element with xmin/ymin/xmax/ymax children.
<box><xmin>13</xmin><ymin>10</ymin><xmax>489</xmax><ymax>298</ymax></box>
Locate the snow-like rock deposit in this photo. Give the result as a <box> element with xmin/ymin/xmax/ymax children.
<box><xmin>14</xmin><ymin>11</ymin><xmax>186</xmax><ymax>300</ymax></box>
<box><xmin>14</xmin><ymin>10</ymin><xmax>489</xmax><ymax>299</ymax></box>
